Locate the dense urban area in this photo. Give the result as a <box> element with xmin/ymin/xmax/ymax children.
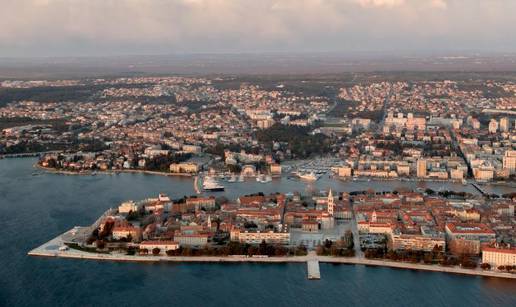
<box><xmin>1</xmin><ymin>73</ymin><xmax>514</xmax><ymax>274</ymax></box>
<box><xmin>47</xmin><ymin>188</ymin><xmax>515</xmax><ymax>274</ymax></box>
<box><xmin>1</xmin><ymin>74</ymin><xmax>514</xmax><ymax>183</ymax></box>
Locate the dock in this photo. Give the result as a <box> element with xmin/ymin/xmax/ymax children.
<box><xmin>307</xmin><ymin>259</ymin><xmax>321</xmax><ymax>280</ymax></box>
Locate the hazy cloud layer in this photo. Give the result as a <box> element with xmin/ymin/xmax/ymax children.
<box><xmin>1</xmin><ymin>0</ymin><xmax>515</xmax><ymax>56</ymax></box>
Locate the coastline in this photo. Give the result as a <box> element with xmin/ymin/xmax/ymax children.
<box><xmin>28</xmin><ymin>228</ymin><xmax>516</xmax><ymax>280</ymax></box>
<box><xmin>33</xmin><ymin>163</ymin><xmax>515</xmax><ymax>187</ymax></box>
<box><xmin>34</xmin><ymin>163</ymin><xmax>192</xmax><ymax>177</ymax></box>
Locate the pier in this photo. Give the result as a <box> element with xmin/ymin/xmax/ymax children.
<box><xmin>307</xmin><ymin>259</ymin><xmax>321</xmax><ymax>280</ymax></box>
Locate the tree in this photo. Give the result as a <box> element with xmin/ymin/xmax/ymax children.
<box><xmin>152</xmin><ymin>248</ymin><xmax>161</xmax><ymax>255</ymax></box>
<box><xmin>425</xmin><ymin>188</ymin><xmax>435</xmax><ymax>195</ymax></box>
<box><xmin>95</xmin><ymin>240</ymin><xmax>105</xmax><ymax>249</ymax></box>
<box><xmin>295</xmin><ymin>244</ymin><xmax>308</xmax><ymax>256</ymax></box>
<box><xmin>480</xmin><ymin>263</ymin><xmax>491</xmax><ymax>270</ymax></box>
<box><xmin>259</xmin><ymin>240</ymin><xmax>268</xmax><ymax>255</ymax></box>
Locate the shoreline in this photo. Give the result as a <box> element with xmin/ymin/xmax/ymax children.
<box><xmin>33</xmin><ymin>164</ymin><xmax>515</xmax><ymax>187</ymax></box>
<box><xmin>34</xmin><ymin>164</ymin><xmax>192</xmax><ymax>177</ymax></box>
<box><xmin>28</xmin><ymin>229</ymin><xmax>516</xmax><ymax>280</ymax></box>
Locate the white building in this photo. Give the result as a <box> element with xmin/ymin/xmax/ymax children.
<box><xmin>482</xmin><ymin>244</ymin><xmax>516</xmax><ymax>268</ymax></box>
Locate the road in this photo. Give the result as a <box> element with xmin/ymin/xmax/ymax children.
<box><xmin>350</xmin><ymin>210</ymin><xmax>364</xmax><ymax>258</ymax></box>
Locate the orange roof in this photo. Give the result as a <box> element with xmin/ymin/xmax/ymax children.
<box><xmin>140</xmin><ymin>240</ymin><xmax>179</xmax><ymax>245</ymax></box>
<box><xmin>446</xmin><ymin>223</ymin><xmax>495</xmax><ymax>235</ymax></box>
<box><xmin>482</xmin><ymin>246</ymin><xmax>516</xmax><ymax>255</ymax></box>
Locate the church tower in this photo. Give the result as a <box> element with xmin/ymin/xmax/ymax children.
<box><xmin>327</xmin><ymin>189</ymin><xmax>334</xmax><ymax>216</ymax></box>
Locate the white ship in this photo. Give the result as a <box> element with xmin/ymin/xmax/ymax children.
<box><xmin>203</xmin><ymin>176</ymin><xmax>225</xmax><ymax>191</ymax></box>
<box><xmin>256</xmin><ymin>174</ymin><xmax>272</xmax><ymax>183</ymax></box>
<box><xmin>298</xmin><ymin>172</ymin><xmax>319</xmax><ymax>181</ymax></box>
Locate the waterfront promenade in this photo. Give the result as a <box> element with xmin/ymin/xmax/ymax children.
<box><xmin>29</xmin><ymin>228</ymin><xmax>516</xmax><ymax>280</ymax></box>
<box><xmin>35</xmin><ymin>164</ymin><xmax>193</xmax><ymax>177</ymax></box>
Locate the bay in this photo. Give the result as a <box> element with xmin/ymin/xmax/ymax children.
<box><xmin>0</xmin><ymin>158</ymin><xmax>515</xmax><ymax>306</ymax></box>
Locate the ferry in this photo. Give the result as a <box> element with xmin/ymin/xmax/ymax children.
<box><xmin>298</xmin><ymin>172</ymin><xmax>319</xmax><ymax>181</ymax></box>
<box><xmin>203</xmin><ymin>176</ymin><xmax>225</xmax><ymax>192</ymax></box>
<box><xmin>256</xmin><ymin>174</ymin><xmax>272</xmax><ymax>183</ymax></box>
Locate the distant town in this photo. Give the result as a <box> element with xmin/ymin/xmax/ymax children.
<box><xmin>1</xmin><ymin>75</ymin><xmax>514</xmax><ymax>185</ymax></box>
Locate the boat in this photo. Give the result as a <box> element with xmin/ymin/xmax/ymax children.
<box><xmin>203</xmin><ymin>176</ymin><xmax>225</xmax><ymax>192</ymax></box>
<box><xmin>298</xmin><ymin>172</ymin><xmax>319</xmax><ymax>181</ymax></box>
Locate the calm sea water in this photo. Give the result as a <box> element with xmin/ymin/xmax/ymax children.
<box><xmin>0</xmin><ymin>158</ymin><xmax>515</xmax><ymax>307</ymax></box>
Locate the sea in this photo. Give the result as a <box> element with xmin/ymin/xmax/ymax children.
<box><xmin>0</xmin><ymin>158</ymin><xmax>515</xmax><ymax>306</ymax></box>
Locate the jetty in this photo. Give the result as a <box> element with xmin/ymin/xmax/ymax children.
<box><xmin>307</xmin><ymin>259</ymin><xmax>321</xmax><ymax>280</ymax></box>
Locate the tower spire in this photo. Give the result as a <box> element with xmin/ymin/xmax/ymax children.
<box><xmin>327</xmin><ymin>189</ymin><xmax>334</xmax><ymax>216</ymax></box>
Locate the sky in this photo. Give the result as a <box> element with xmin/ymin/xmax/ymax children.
<box><xmin>1</xmin><ymin>0</ymin><xmax>516</xmax><ymax>57</ymax></box>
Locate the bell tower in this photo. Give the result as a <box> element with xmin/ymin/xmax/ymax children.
<box><xmin>327</xmin><ymin>189</ymin><xmax>334</xmax><ymax>216</ymax></box>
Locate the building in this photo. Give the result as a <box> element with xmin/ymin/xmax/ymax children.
<box><xmin>391</xmin><ymin>232</ymin><xmax>445</xmax><ymax>252</ymax></box>
<box><xmin>118</xmin><ymin>201</ymin><xmax>138</xmax><ymax>214</ymax></box>
<box><xmin>416</xmin><ymin>159</ymin><xmax>427</xmax><ymax>178</ymax></box>
<box><xmin>503</xmin><ymin>150</ymin><xmax>516</xmax><ymax>175</ymax></box>
<box><xmin>397</xmin><ymin>163</ymin><xmax>410</xmax><ymax>177</ymax></box>
<box><xmin>112</xmin><ymin>226</ymin><xmax>141</xmax><ymax>242</ymax></box>
<box><xmin>302</xmin><ymin>221</ymin><xmax>319</xmax><ymax>232</ymax></box>
<box><xmin>185</xmin><ymin>196</ymin><xmax>216</xmax><ymax>210</ymax></box>
<box><xmin>338</xmin><ymin>166</ymin><xmax>352</xmax><ymax>177</ymax></box>
<box><xmin>170</xmin><ymin>162</ymin><xmax>199</xmax><ymax>174</ymax></box>
<box><xmin>473</xmin><ymin>167</ymin><xmax>494</xmax><ymax>181</ymax></box>
<box><xmin>241</xmin><ymin>165</ymin><xmax>256</xmax><ymax>177</ymax></box>
<box><xmin>327</xmin><ymin>189</ymin><xmax>334</xmax><ymax>216</ymax></box>
<box><xmin>357</xmin><ymin>222</ymin><xmax>394</xmax><ymax>235</ymax></box>
<box><xmin>139</xmin><ymin>241</ymin><xmax>179</xmax><ymax>254</ymax></box>
<box><xmin>499</xmin><ymin>117</ymin><xmax>510</xmax><ymax>132</ymax></box>
<box><xmin>450</xmin><ymin>168</ymin><xmax>464</xmax><ymax>180</ymax></box>
<box><xmin>182</xmin><ymin>145</ymin><xmax>202</xmax><ymax>154</ymax></box>
<box><xmin>174</xmin><ymin>234</ymin><xmax>209</xmax><ymax>247</ymax></box>
<box><xmin>445</xmin><ymin>223</ymin><xmax>496</xmax><ymax>243</ymax></box>
<box><xmin>270</xmin><ymin>163</ymin><xmax>282</xmax><ymax>176</ymax></box>
<box><xmin>230</xmin><ymin>229</ymin><xmax>290</xmax><ymax>245</ymax></box>
<box><xmin>482</xmin><ymin>244</ymin><xmax>516</xmax><ymax>268</ymax></box>
<box><xmin>488</xmin><ymin>119</ymin><xmax>498</xmax><ymax>133</ymax></box>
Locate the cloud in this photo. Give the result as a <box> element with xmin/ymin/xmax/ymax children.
<box><xmin>356</xmin><ymin>0</ymin><xmax>405</xmax><ymax>8</ymax></box>
<box><xmin>0</xmin><ymin>0</ymin><xmax>514</xmax><ymax>56</ymax></box>
<box><xmin>429</xmin><ymin>0</ymin><xmax>448</xmax><ymax>9</ymax></box>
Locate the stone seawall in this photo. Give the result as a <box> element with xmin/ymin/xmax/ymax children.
<box><xmin>28</xmin><ymin>229</ymin><xmax>516</xmax><ymax>280</ymax></box>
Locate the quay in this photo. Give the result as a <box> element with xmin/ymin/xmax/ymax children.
<box><xmin>28</xmin><ymin>228</ymin><xmax>516</xmax><ymax>281</ymax></box>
